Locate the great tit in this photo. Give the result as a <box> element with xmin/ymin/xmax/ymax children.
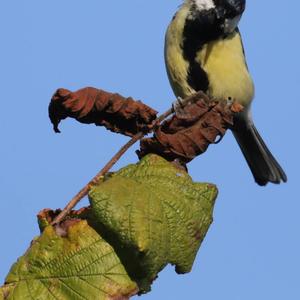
<box><xmin>164</xmin><ymin>0</ymin><xmax>287</xmax><ymax>185</ymax></box>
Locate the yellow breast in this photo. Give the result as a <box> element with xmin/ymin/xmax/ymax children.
<box><xmin>165</xmin><ymin>5</ymin><xmax>194</xmax><ymax>98</ymax></box>
<box><xmin>197</xmin><ymin>32</ymin><xmax>255</xmax><ymax>106</ymax></box>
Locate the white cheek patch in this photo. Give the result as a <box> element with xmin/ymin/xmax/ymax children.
<box><xmin>192</xmin><ymin>0</ymin><xmax>215</xmax><ymax>10</ymax></box>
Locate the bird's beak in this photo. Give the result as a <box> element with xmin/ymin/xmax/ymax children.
<box><xmin>224</xmin><ymin>14</ymin><xmax>242</xmax><ymax>33</ymax></box>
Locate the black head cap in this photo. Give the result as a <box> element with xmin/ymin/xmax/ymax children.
<box><xmin>214</xmin><ymin>0</ymin><xmax>246</xmax><ymax>19</ymax></box>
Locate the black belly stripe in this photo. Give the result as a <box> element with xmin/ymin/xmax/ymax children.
<box><xmin>182</xmin><ymin>9</ymin><xmax>223</xmax><ymax>93</ymax></box>
<box><xmin>186</xmin><ymin>62</ymin><xmax>209</xmax><ymax>93</ymax></box>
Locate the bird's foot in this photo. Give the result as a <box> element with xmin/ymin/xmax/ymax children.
<box><xmin>172</xmin><ymin>97</ymin><xmax>192</xmax><ymax>119</ymax></box>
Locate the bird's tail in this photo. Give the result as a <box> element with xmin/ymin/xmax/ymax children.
<box><xmin>232</xmin><ymin>115</ymin><xmax>287</xmax><ymax>186</ymax></box>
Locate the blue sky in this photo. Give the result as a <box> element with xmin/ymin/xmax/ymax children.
<box><xmin>0</xmin><ymin>1</ymin><xmax>299</xmax><ymax>299</ymax></box>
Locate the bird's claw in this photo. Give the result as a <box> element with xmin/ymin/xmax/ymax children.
<box><xmin>172</xmin><ymin>97</ymin><xmax>192</xmax><ymax>119</ymax></box>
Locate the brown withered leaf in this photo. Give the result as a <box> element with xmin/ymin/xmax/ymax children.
<box><xmin>138</xmin><ymin>100</ymin><xmax>242</xmax><ymax>163</ymax></box>
<box><xmin>37</xmin><ymin>207</ymin><xmax>91</xmax><ymax>228</ymax></box>
<box><xmin>37</xmin><ymin>207</ymin><xmax>93</xmax><ymax>238</ymax></box>
<box><xmin>49</xmin><ymin>87</ymin><xmax>157</xmax><ymax>136</ymax></box>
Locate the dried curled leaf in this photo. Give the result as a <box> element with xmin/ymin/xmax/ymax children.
<box><xmin>1</xmin><ymin>220</ymin><xmax>138</xmax><ymax>300</ymax></box>
<box><xmin>89</xmin><ymin>154</ymin><xmax>217</xmax><ymax>293</ymax></box>
<box><xmin>49</xmin><ymin>87</ymin><xmax>157</xmax><ymax>136</ymax></box>
<box><xmin>138</xmin><ymin>100</ymin><xmax>243</xmax><ymax>163</ymax></box>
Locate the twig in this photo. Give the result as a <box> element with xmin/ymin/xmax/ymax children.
<box><xmin>51</xmin><ymin>91</ymin><xmax>207</xmax><ymax>225</ymax></box>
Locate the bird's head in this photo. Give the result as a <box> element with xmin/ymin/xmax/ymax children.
<box><xmin>186</xmin><ymin>0</ymin><xmax>246</xmax><ymax>33</ymax></box>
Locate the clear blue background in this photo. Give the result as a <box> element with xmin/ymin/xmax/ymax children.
<box><xmin>1</xmin><ymin>1</ymin><xmax>299</xmax><ymax>299</ymax></box>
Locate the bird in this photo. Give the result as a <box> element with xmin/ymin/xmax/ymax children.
<box><xmin>164</xmin><ymin>0</ymin><xmax>287</xmax><ymax>185</ymax></box>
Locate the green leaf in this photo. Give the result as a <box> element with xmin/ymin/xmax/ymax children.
<box><xmin>1</xmin><ymin>220</ymin><xmax>138</xmax><ymax>300</ymax></box>
<box><xmin>89</xmin><ymin>154</ymin><xmax>218</xmax><ymax>293</ymax></box>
